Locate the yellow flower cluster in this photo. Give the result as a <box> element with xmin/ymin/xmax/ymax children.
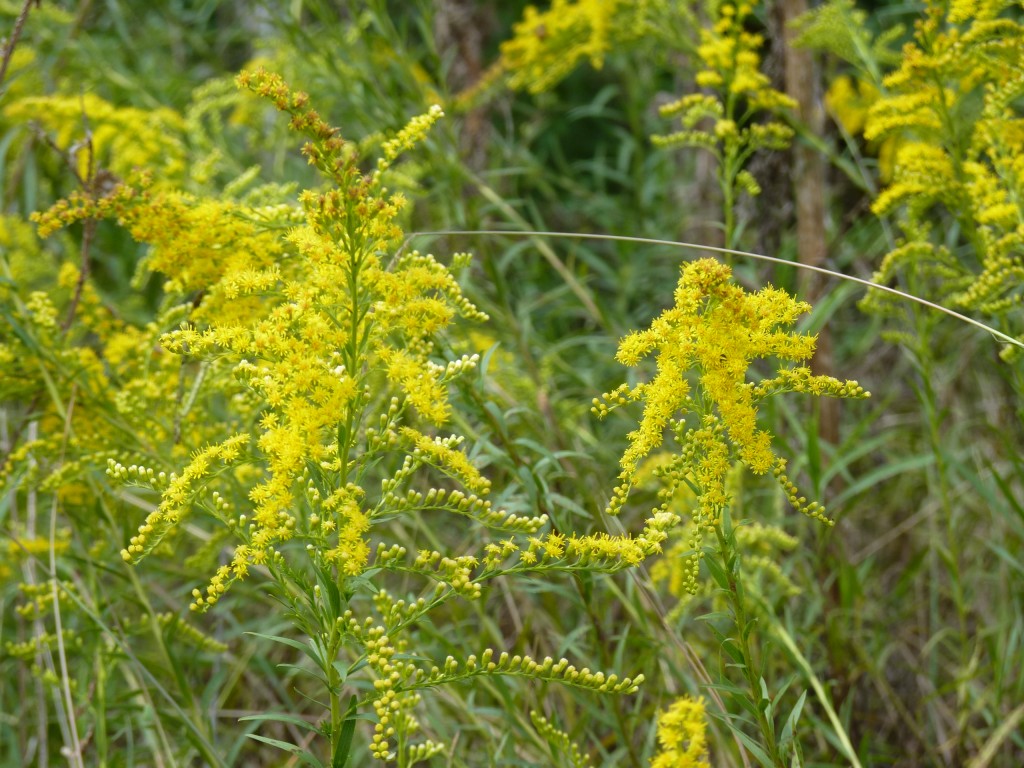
<box><xmin>497</xmin><ymin>0</ymin><xmax>650</xmax><ymax>94</ymax></box>
<box><xmin>342</xmin><ymin>592</ymin><xmax>643</xmax><ymax>759</ymax></box>
<box><xmin>825</xmin><ymin>75</ymin><xmax>878</xmax><ymax>137</ymax></box>
<box><xmin>97</xmin><ymin>70</ymin><xmax>500</xmax><ymax>624</ymax></box>
<box><xmin>400</xmin><ymin>426</ymin><xmax>491</xmax><ymax>495</ymax></box>
<box><xmin>416</xmin><ymin>647</ymin><xmax>644</xmax><ymax>695</ymax></box>
<box><xmin>824</xmin><ymin>74</ymin><xmax>902</xmax><ymax>180</ymax></box>
<box><xmin>5</xmin><ymin>93</ymin><xmax>187</xmax><ymax>183</ymax></box>
<box><xmin>115</xmin><ymin>434</ymin><xmax>250</xmax><ymax>563</ymax></box>
<box><xmin>0</xmin><ymin>214</ymin><xmax>48</xmax><ymax>289</ymax></box>
<box><xmin>693</xmin><ymin>3</ymin><xmax>794</xmax><ymax>112</ymax></box>
<box><xmin>0</xmin><ymin>216</ymin><xmax>56</xmax><ymax>405</ymax></box>
<box><xmin>652</xmin><ymin>517</ymin><xmax>801</xmax><ymax>614</ymax></box>
<box><xmin>5</xmin><ymin>534</ymin><xmax>71</xmax><ymax>564</ymax></box>
<box><xmin>0</xmin><ymin>46</ymin><xmax>43</xmax><ymax>103</ymax></box>
<box><xmin>5</xmin><ymin>628</ymin><xmax>82</xmax><ymax>663</ymax></box>
<box><xmin>658</xmin><ymin>0</ymin><xmax>795</xmax><ymax>127</ymax></box>
<box><xmin>471</xmin><ymin>509</ymin><xmax>680</xmax><ymax>576</ymax></box>
<box><xmin>790</xmin><ymin>0</ymin><xmax>910</xmax><ymax>180</ymax></box>
<box><xmin>654</xmin><ymin>1</ymin><xmax>794</xmax><ymax>245</ymax></box>
<box><xmin>597</xmin><ymin>258</ymin><xmax>867</xmax><ymax>592</ymax></box>
<box><xmin>41</xmin><ymin>68</ymin><xmax>663</xmax><ymax>762</ymax></box>
<box><xmin>2</xmin><ymin>206</ymin><xmax>229</xmax><ymax>533</ymax></box>
<box><xmin>33</xmin><ymin>173</ymin><xmax>291</xmax><ymax>325</ymax></box>
<box><xmin>612</xmin><ymin>259</ymin><xmax>860</xmax><ymax>476</ymax></box>
<box><xmin>380</xmin><ymin>104</ymin><xmax>445</xmax><ymax>167</ymax></box>
<box><xmin>860</xmin><ymin>0</ymin><xmax>1024</xmax><ymax>357</ymax></box>
<box><xmin>12</xmin><ymin>579</ymin><xmax>74</xmax><ymax>622</ymax></box>
<box><xmin>650</xmin><ymin>696</ymin><xmax>711</xmax><ymax>768</ymax></box>
<box><xmin>337</xmin><ymin>618</ymin><xmax>428</xmax><ymax>761</ymax></box>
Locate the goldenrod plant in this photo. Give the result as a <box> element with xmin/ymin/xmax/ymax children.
<box><xmin>496</xmin><ymin>0</ymin><xmax>652</xmax><ymax>95</ymax></box>
<box><xmin>862</xmin><ymin>0</ymin><xmax>1024</xmax><ymax>361</ymax></box>
<box><xmin>455</xmin><ymin>0</ymin><xmax>694</xmax><ymax>116</ymax></box>
<box><xmin>23</xmin><ymin>68</ymin><xmax>660</xmax><ymax>765</ymax></box>
<box><xmin>653</xmin><ymin>1</ymin><xmax>796</xmax><ymax>249</ymax></box>
<box><xmin>650</xmin><ymin>696</ymin><xmax>711</xmax><ymax>768</ymax></box>
<box><xmin>797</xmin><ymin>0</ymin><xmax>1024</xmax><ymax>358</ymax></box>
<box><xmin>793</xmin><ymin>1</ymin><xmax>1024</xmax><ymax>763</ymax></box>
<box><xmin>1</xmin><ymin>63</ymin><xmax>863</xmax><ymax>763</ymax></box>
<box><xmin>596</xmin><ymin>257</ymin><xmax>867</xmax><ymax>765</ymax></box>
<box><xmin>5</xmin><ymin>94</ymin><xmax>187</xmax><ymax>183</ymax></box>
<box><xmin>792</xmin><ymin>0</ymin><xmax>906</xmax><ymax>182</ymax></box>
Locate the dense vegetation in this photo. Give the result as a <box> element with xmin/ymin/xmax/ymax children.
<box><xmin>1</xmin><ymin>1</ymin><xmax>1022</xmax><ymax>766</ymax></box>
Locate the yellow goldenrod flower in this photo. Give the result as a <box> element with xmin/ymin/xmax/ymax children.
<box><xmin>650</xmin><ymin>696</ymin><xmax>711</xmax><ymax>768</ymax></box>
<box><xmin>497</xmin><ymin>0</ymin><xmax>651</xmax><ymax>94</ymax></box>
<box><xmin>860</xmin><ymin>0</ymin><xmax>1024</xmax><ymax>359</ymax></box>
<box><xmin>654</xmin><ymin>0</ymin><xmax>794</xmax><ymax>247</ymax></box>
<box><xmin>599</xmin><ymin>258</ymin><xmax>867</xmax><ymax>592</ymax></box>
<box><xmin>5</xmin><ymin>93</ymin><xmax>186</xmax><ymax>182</ymax></box>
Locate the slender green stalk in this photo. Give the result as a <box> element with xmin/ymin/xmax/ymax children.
<box><xmin>405</xmin><ymin>229</ymin><xmax>1024</xmax><ymax>353</ymax></box>
<box><xmin>713</xmin><ymin>522</ymin><xmax>786</xmax><ymax>768</ymax></box>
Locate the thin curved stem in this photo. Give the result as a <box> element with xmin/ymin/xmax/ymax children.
<box><xmin>403</xmin><ymin>229</ymin><xmax>1024</xmax><ymax>351</ymax></box>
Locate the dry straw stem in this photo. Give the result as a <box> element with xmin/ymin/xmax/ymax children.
<box><xmin>0</xmin><ymin>0</ymin><xmax>35</xmax><ymax>88</ymax></box>
<box><xmin>50</xmin><ymin>390</ymin><xmax>84</xmax><ymax>768</ymax></box>
<box><xmin>405</xmin><ymin>229</ymin><xmax>1024</xmax><ymax>352</ymax></box>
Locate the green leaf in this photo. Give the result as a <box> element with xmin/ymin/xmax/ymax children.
<box><xmin>988</xmin><ymin>462</ymin><xmax>1024</xmax><ymax>523</ymax></box>
<box><xmin>238</xmin><ymin>712</ymin><xmax>322</xmax><ymax>734</ymax></box>
<box><xmin>345</xmin><ymin>572</ymin><xmax>380</xmax><ymax>598</ymax></box>
<box><xmin>247</xmin><ymin>734</ymin><xmax>325</xmax><ymax>768</ymax></box>
<box><xmin>779</xmin><ymin>690</ymin><xmax>807</xmax><ymax>747</ymax></box>
<box><xmin>832</xmin><ymin>454</ymin><xmax>933</xmax><ymax>508</ymax></box>
<box><xmin>696</xmin><ymin>610</ymin><xmax>732</xmax><ymax>624</ymax></box>
<box><xmin>478</xmin><ymin>342</ymin><xmax>501</xmax><ymax>379</ymax></box>
<box><xmin>314</xmin><ymin>565</ymin><xmax>342</xmax><ymax>617</ymax></box>
<box><xmin>277</xmin><ymin>662</ymin><xmax>329</xmax><ymax>685</ymax></box>
<box><xmin>987</xmin><ymin>542</ymin><xmax>1024</xmax><ymax>577</ymax></box>
<box><xmin>732</xmin><ymin>728</ymin><xmax>776</xmax><ymax>768</ymax></box>
<box><xmin>481</xmin><ymin>401</ymin><xmax>509</xmax><ymax>440</ymax></box>
<box><xmin>727</xmin><ymin>688</ymin><xmax>764</xmax><ymax>721</ymax></box>
<box><xmin>332</xmin><ymin>660</ymin><xmax>350</xmax><ymax>686</ymax></box>
<box><xmin>700</xmin><ymin>620</ymin><xmax>745</xmax><ymax>666</ymax></box>
<box><xmin>704</xmin><ymin>680</ymin><xmax>748</xmax><ymax>700</ymax></box>
<box><xmin>774</xmin><ymin>674</ymin><xmax>797</xmax><ymax>703</ymax></box>
<box><xmin>0</xmin><ymin>310</ymin><xmax>38</xmax><ymax>352</ymax></box>
<box><xmin>346</xmin><ymin>658</ymin><xmax>369</xmax><ymax>677</ymax></box>
<box><xmin>703</xmin><ymin>552</ymin><xmax>730</xmax><ymax>590</ymax></box>
<box><xmin>333</xmin><ymin>695</ymin><xmax>359</xmax><ymax>768</ymax></box>
<box><xmin>245</xmin><ymin>631</ymin><xmax>324</xmax><ymax>668</ymax></box>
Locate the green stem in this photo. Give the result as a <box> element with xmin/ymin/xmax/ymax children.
<box><xmin>722</xmin><ymin>171</ymin><xmax>737</xmax><ymax>252</ymax></box>
<box><xmin>328</xmin><ymin>656</ymin><xmax>344</xmax><ymax>763</ymax></box>
<box><xmin>714</xmin><ymin>523</ymin><xmax>786</xmax><ymax>768</ymax></box>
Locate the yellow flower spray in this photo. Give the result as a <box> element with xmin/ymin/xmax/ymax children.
<box><xmin>596</xmin><ymin>257</ymin><xmax>867</xmax><ymax>764</ymax></box>
<box><xmin>795</xmin><ymin>0</ymin><xmax>1024</xmax><ymax>360</ymax></box>
<box><xmin>654</xmin><ymin>1</ymin><xmax>796</xmax><ymax>249</ymax></box>
<box><xmin>860</xmin><ymin>0</ymin><xmax>1024</xmax><ymax>362</ymax></box>
<box><xmin>27</xmin><ymin>69</ymin><xmax>656</xmax><ymax>765</ymax></box>
<box><xmin>650</xmin><ymin>696</ymin><xmax>711</xmax><ymax>768</ymax></box>
<box><xmin>498</xmin><ymin>0</ymin><xmax>650</xmax><ymax>94</ymax></box>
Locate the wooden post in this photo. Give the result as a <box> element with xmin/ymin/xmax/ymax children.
<box><xmin>779</xmin><ymin>0</ymin><xmax>839</xmax><ymax>443</ymax></box>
